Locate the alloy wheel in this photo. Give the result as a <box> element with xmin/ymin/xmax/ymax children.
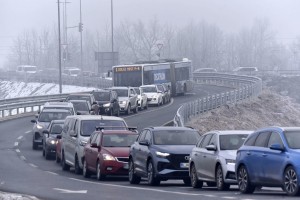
<box><xmin>238</xmin><ymin>166</ymin><xmax>248</xmax><ymax>192</ymax></box>
<box><xmin>284</xmin><ymin>167</ymin><xmax>299</xmax><ymax>196</ymax></box>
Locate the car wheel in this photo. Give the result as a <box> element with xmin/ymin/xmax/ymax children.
<box><xmin>237</xmin><ymin>165</ymin><xmax>255</xmax><ymax>194</ymax></box>
<box><xmin>129</xmin><ymin>159</ymin><xmax>141</xmax><ymax>184</ymax></box>
<box><xmin>283</xmin><ymin>166</ymin><xmax>300</xmax><ymax>196</ymax></box>
<box><xmin>183</xmin><ymin>178</ymin><xmax>191</xmax><ymax>186</ymax></box>
<box><xmin>96</xmin><ymin>161</ymin><xmax>106</xmax><ymax>181</ymax></box>
<box><xmin>74</xmin><ymin>155</ymin><xmax>82</xmax><ymax>174</ymax></box>
<box><xmin>83</xmin><ymin>159</ymin><xmax>91</xmax><ymax>178</ymax></box>
<box><xmin>61</xmin><ymin>151</ymin><xmax>70</xmax><ymax>171</ymax></box>
<box><xmin>190</xmin><ymin>164</ymin><xmax>203</xmax><ymax>188</ymax></box>
<box><xmin>126</xmin><ymin>104</ymin><xmax>131</xmax><ymax>115</ymax></box>
<box><xmin>216</xmin><ymin>165</ymin><xmax>230</xmax><ymax>190</ymax></box>
<box><xmin>147</xmin><ymin>160</ymin><xmax>160</xmax><ymax>186</ymax></box>
<box><xmin>32</xmin><ymin>141</ymin><xmax>38</xmax><ymax>150</ymax></box>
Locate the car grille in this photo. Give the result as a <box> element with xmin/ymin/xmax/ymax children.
<box><xmin>116</xmin><ymin>157</ymin><xmax>129</xmax><ymax>163</ymax></box>
<box><xmin>159</xmin><ymin>154</ymin><xmax>189</xmax><ymax>170</ymax></box>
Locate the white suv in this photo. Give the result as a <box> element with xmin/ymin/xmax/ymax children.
<box><xmin>140</xmin><ymin>85</ymin><xmax>163</xmax><ymax>106</ymax></box>
<box><xmin>60</xmin><ymin>115</ymin><xmax>128</xmax><ymax>174</ymax></box>
<box><xmin>109</xmin><ymin>87</ymin><xmax>138</xmax><ymax>115</ymax></box>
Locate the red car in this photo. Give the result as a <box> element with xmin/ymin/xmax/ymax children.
<box><xmin>82</xmin><ymin>129</ymin><xmax>138</xmax><ymax>180</ymax></box>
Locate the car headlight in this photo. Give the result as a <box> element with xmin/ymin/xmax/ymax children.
<box><xmin>36</xmin><ymin>124</ymin><xmax>44</xmax><ymax>129</ymax></box>
<box><xmin>225</xmin><ymin>159</ymin><xmax>236</xmax><ymax>164</ymax></box>
<box><xmin>79</xmin><ymin>140</ymin><xmax>87</xmax><ymax>146</ymax></box>
<box><xmin>103</xmin><ymin>154</ymin><xmax>115</xmax><ymax>161</ymax></box>
<box><xmin>156</xmin><ymin>151</ymin><xmax>170</xmax><ymax>158</ymax></box>
<box><xmin>103</xmin><ymin>103</ymin><xmax>111</xmax><ymax>107</ymax></box>
<box><xmin>49</xmin><ymin>140</ymin><xmax>56</xmax><ymax>145</ymax></box>
<box><xmin>119</xmin><ymin>101</ymin><xmax>127</xmax><ymax>105</ymax></box>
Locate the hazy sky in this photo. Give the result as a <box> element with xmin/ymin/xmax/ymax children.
<box><xmin>1</xmin><ymin>0</ymin><xmax>300</xmax><ymax>67</ymax></box>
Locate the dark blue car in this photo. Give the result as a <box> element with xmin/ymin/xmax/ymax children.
<box><xmin>128</xmin><ymin>126</ymin><xmax>201</xmax><ymax>186</ymax></box>
<box><xmin>236</xmin><ymin>127</ymin><xmax>300</xmax><ymax>196</ymax></box>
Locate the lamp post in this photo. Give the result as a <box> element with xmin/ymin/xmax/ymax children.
<box><xmin>57</xmin><ymin>0</ymin><xmax>62</xmax><ymax>93</ymax></box>
<box><xmin>111</xmin><ymin>0</ymin><xmax>114</xmax><ymax>53</ymax></box>
<box><xmin>79</xmin><ymin>0</ymin><xmax>83</xmax><ymax>71</ymax></box>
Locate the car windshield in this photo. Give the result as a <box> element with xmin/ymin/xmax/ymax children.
<box><xmin>81</xmin><ymin>120</ymin><xmax>127</xmax><ymax>136</ymax></box>
<box><xmin>219</xmin><ymin>134</ymin><xmax>249</xmax><ymax>150</ymax></box>
<box><xmin>142</xmin><ymin>87</ymin><xmax>156</xmax><ymax>93</ymax></box>
<box><xmin>38</xmin><ymin>112</ymin><xmax>71</xmax><ymax>122</ymax></box>
<box><xmin>114</xmin><ymin>89</ymin><xmax>128</xmax><ymax>97</ymax></box>
<box><xmin>50</xmin><ymin>123</ymin><xmax>64</xmax><ymax>134</ymax></box>
<box><xmin>153</xmin><ymin>130</ymin><xmax>200</xmax><ymax>145</ymax></box>
<box><xmin>93</xmin><ymin>92</ymin><xmax>110</xmax><ymax>101</ymax></box>
<box><xmin>72</xmin><ymin>102</ymin><xmax>89</xmax><ymax>112</ymax></box>
<box><xmin>102</xmin><ymin>134</ymin><xmax>138</xmax><ymax>147</ymax></box>
<box><xmin>134</xmin><ymin>88</ymin><xmax>141</xmax><ymax>95</ymax></box>
<box><xmin>284</xmin><ymin>131</ymin><xmax>300</xmax><ymax>149</ymax></box>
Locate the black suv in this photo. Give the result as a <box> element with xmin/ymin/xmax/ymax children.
<box><xmin>91</xmin><ymin>89</ymin><xmax>120</xmax><ymax>116</ymax></box>
<box><xmin>128</xmin><ymin>126</ymin><xmax>201</xmax><ymax>186</ymax></box>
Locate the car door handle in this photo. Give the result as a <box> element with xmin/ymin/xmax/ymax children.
<box><xmin>246</xmin><ymin>152</ymin><xmax>251</xmax><ymax>155</ymax></box>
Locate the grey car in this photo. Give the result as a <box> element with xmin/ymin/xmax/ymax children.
<box><xmin>42</xmin><ymin>120</ymin><xmax>64</xmax><ymax>160</ymax></box>
<box><xmin>189</xmin><ymin>130</ymin><xmax>252</xmax><ymax>190</ymax></box>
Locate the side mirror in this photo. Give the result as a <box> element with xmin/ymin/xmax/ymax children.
<box><xmin>270</xmin><ymin>143</ymin><xmax>285</xmax><ymax>151</ymax></box>
<box><xmin>69</xmin><ymin>130</ymin><xmax>77</xmax><ymax>137</ymax></box>
<box><xmin>56</xmin><ymin>135</ymin><xmax>62</xmax><ymax>139</ymax></box>
<box><xmin>205</xmin><ymin>145</ymin><xmax>217</xmax><ymax>151</ymax></box>
<box><xmin>31</xmin><ymin>119</ymin><xmax>37</xmax><ymax>123</ymax></box>
<box><xmin>139</xmin><ymin>140</ymin><xmax>150</xmax><ymax>146</ymax></box>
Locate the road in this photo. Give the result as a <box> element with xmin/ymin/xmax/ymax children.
<box><xmin>0</xmin><ymin>84</ymin><xmax>290</xmax><ymax>200</ymax></box>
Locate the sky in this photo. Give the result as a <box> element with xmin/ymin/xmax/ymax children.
<box><xmin>1</xmin><ymin>0</ymin><xmax>300</xmax><ymax>67</ymax></box>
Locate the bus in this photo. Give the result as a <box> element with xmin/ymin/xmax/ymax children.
<box><xmin>112</xmin><ymin>59</ymin><xmax>193</xmax><ymax>96</ymax></box>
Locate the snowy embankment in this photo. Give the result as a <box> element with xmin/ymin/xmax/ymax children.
<box><xmin>0</xmin><ymin>81</ymin><xmax>97</xmax><ymax>100</ymax></box>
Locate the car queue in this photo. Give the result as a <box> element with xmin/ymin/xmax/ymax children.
<box><xmin>29</xmin><ymin>87</ymin><xmax>300</xmax><ymax>197</ymax></box>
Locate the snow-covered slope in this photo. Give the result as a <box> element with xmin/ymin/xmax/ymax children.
<box><xmin>0</xmin><ymin>81</ymin><xmax>97</xmax><ymax>99</ymax></box>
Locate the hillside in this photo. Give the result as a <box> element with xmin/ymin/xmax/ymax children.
<box><xmin>187</xmin><ymin>89</ymin><xmax>300</xmax><ymax>133</ymax></box>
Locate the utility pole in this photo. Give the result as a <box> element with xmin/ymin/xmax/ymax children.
<box><xmin>111</xmin><ymin>0</ymin><xmax>114</xmax><ymax>53</ymax></box>
<box><xmin>57</xmin><ymin>0</ymin><xmax>62</xmax><ymax>93</ymax></box>
<box><xmin>79</xmin><ymin>0</ymin><xmax>83</xmax><ymax>71</ymax></box>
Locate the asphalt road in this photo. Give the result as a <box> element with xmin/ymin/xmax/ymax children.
<box><xmin>0</xmin><ymin>84</ymin><xmax>291</xmax><ymax>200</ymax></box>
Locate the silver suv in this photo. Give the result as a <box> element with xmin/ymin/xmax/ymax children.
<box><xmin>109</xmin><ymin>86</ymin><xmax>138</xmax><ymax>115</ymax></box>
<box><xmin>189</xmin><ymin>130</ymin><xmax>252</xmax><ymax>190</ymax></box>
<box><xmin>60</xmin><ymin>115</ymin><xmax>128</xmax><ymax>174</ymax></box>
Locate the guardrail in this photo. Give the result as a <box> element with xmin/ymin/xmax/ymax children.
<box><xmin>173</xmin><ymin>73</ymin><xmax>262</xmax><ymax>126</ymax></box>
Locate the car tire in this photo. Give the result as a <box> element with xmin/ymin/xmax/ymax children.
<box><xmin>129</xmin><ymin>159</ymin><xmax>141</xmax><ymax>184</ymax></box>
<box><xmin>74</xmin><ymin>155</ymin><xmax>82</xmax><ymax>174</ymax></box>
<box><xmin>237</xmin><ymin>165</ymin><xmax>255</xmax><ymax>194</ymax></box>
<box><xmin>147</xmin><ymin>160</ymin><xmax>160</xmax><ymax>186</ymax></box>
<box><xmin>96</xmin><ymin>161</ymin><xmax>106</xmax><ymax>181</ymax></box>
<box><xmin>126</xmin><ymin>104</ymin><xmax>131</xmax><ymax>115</ymax></box>
<box><xmin>283</xmin><ymin>166</ymin><xmax>300</xmax><ymax>196</ymax></box>
<box><xmin>83</xmin><ymin>159</ymin><xmax>91</xmax><ymax>178</ymax></box>
<box><xmin>190</xmin><ymin>164</ymin><xmax>203</xmax><ymax>188</ymax></box>
<box><xmin>183</xmin><ymin>178</ymin><xmax>191</xmax><ymax>186</ymax></box>
<box><xmin>216</xmin><ymin>165</ymin><xmax>230</xmax><ymax>191</ymax></box>
<box><xmin>61</xmin><ymin>151</ymin><xmax>70</xmax><ymax>171</ymax></box>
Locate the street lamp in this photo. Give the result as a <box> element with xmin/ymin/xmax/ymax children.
<box><xmin>111</xmin><ymin>0</ymin><xmax>114</xmax><ymax>53</ymax></box>
<box><xmin>79</xmin><ymin>0</ymin><xmax>83</xmax><ymax>71</ymax></box>
<box><xmin>57</xmin><ymin>0</ymin><xmax>62</xmax><ymax>93</ymax></box>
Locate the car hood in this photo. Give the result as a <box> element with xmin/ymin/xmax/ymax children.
<box><xmin>153</xmin><ymin>145</ymin><xmax>195</xmax><ymax>154</ymax></box>
<box><xmin>219</xmin><ymin>150</ymin><xmax>237</xmax><ymax>159</ymax></box>
<box><xmin>118</xmin><ymin>97</ymin><xmax>129</xmax><ymax>102</ymax></box>
<box><xmin>144</xmin><ymin>92</ymin><xmax>158</xmax><ymax>98</ymax></box>
<box><xmin>37</xmin><ymin>122</ymin><xmax>50</xmax><ymax>129</ymax></box>
<box><xmin>103</xmin><ymin>147</ymin><xmax>130</xmax><ymax>157</ymax></box>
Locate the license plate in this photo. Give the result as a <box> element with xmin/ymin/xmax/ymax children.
<box><xmin>180</xmin><ymin>163</ymin><xmax>189</xmax><ymax>168</ymax></box>
<box><xmin>123</xmin><ymin>163</ymin><xmax>129</xmax><ymax>169</ymax></box>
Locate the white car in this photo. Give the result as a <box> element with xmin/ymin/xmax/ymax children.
<box><xmin>189</xmin><ymin>130</ymin><xmax>252</xmax><ymax>190</ymax></box>
<box><xmin>140</xmin><ymin>85</ymin><xmax>163</xmax><ymax>106</ymax></box>
<box><xmin>134</xmin><ymin>87</ymin><xmax>148</xmax><ymax>110</ymax></box>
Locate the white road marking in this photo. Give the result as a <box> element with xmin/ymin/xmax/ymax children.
<box><xmin>69</xmin><ymin>178</ymin><xmax>209</xmax><ymax>196</ymax></box>
<box><xmin>45</xmin><ymin>171</ymin><xmax>58</xmax><ymax>176</ymax></box>
<box><xmin>204</xmin><ymin>194</ymin><xmax>216</xmax><ymax>197</ymax></box>
<box><xmin>53</xmin><ymin>188</ymin><xmax>87</xmax><ymax>194</ymax></box>
<box><xmin>20</xmin><ymin>156</ymin><xmax>26</xmax><ymax>160</ymax></box>
<box><xmin>15</xmin><ymin>149</ymin><xmax>20</xmax><ymax>153</ymax></box>
<box><xmin>29</xmin><ymin>164</ymin><xmax>37</xmax><ymax>168</ymax></box>
<box><xmin>25</xmin><ymin>131</ymin><xmax>31</xmax><ymax>134</ymax></box>
<box><xmin>222</xmin><ymin>197</ymin><xmax>236</xmax><ymax>199</ymax></box>
<box><xmin>17</xmin><ymin>136</ymin><xmax>23</xmax><ymax>140</ymax></box>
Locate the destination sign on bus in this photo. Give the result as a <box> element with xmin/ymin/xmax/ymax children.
<box><xmin>115</xmin><ymin>66</ymin><xmax>141</xmax><ymax>72</ymax></box>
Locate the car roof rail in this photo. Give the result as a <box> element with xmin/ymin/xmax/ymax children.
<box><xmin>95</xmin><ymin>126</ymin><xmax>128</xmax><ymax>131</ymax></box>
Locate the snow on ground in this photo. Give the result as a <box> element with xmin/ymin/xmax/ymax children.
<box><xmin>0</xmin><ymin>81</ymin><xmax>97</xmax><ymax>99</ymax></box>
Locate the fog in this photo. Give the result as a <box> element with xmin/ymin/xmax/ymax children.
<box><xmin>1</xmin><ymin>0</ymin><xmax>300</xmax><ymax>70</ymax></box>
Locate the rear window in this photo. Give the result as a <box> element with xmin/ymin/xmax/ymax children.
<box><xmin>153</xmin><ymin>130</ymin><xmax>200</xmax><ymax>145</ymax></box>
<box><xmin>81</xmin><ymin>120</ymin><xmax>127</xmax><ymax>136</ymax></box>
